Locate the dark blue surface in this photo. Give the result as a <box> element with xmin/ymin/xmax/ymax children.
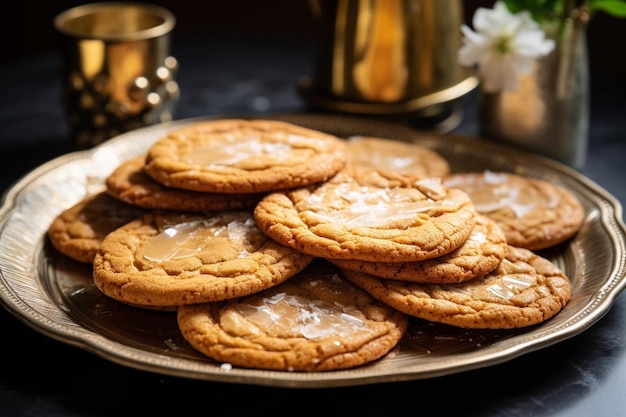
<box><xmin>1</xmin><ymin>33</ymin><xmax>625</xmax><ymax>417</ymax></box>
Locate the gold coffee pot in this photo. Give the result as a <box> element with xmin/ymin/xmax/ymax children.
<box><xmin>300</xmin><ymin>0</ymin><xmax>477</xmax><ymax>129</ymax></box>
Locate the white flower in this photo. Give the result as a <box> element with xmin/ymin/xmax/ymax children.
<box><xmin>458</xmin><ymin>1</ymin><xmax>555</xmax><ymax>93</ymax></box>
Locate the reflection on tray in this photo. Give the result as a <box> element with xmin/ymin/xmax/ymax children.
<box><xmin>404</xmin><ymin>319</ymin><xmax>526</xmax><ymax>355</ymax></box>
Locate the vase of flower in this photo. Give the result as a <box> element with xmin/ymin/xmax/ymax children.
<box><xmin>459</xmin><ymin>0</ymin><xmax>626</xmax><ymax>171</ymax></box>
<box><xmin>478</xmin><ymin>21</ymin><xmax>589</xmax><ymax>169</ymax></box>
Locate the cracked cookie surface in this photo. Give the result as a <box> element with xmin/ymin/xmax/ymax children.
<box><xmin>92</xmin><ymin>210</ymin><xmax>313</xmax><ymax>308</ymax></box>
<box><xmin>343</xmin><ymin>246</ymin><xmax>571</xmax><ymax>329</ymax></box>
<box><xmin>443</xmin><ymin>171</ymin><xmax>585</xmax><ymax>250</ymax></box>
<box><xmin>143</xmin><ymin>119</ymin><xmax>347</xmax><ymax>194</ymax></box>
<box><xmin>177</xmin><ymin>259</ymin><xmax>408</xmax><ymax>371</ymax></box>
<box><xmin>106</xmin><ymin>155</ymin><xmax>265</xmax><ymax>211</ymax></box>
<box><xmin>328</xmin><ymin>214</ymin><xmax>507</xmax><ymax>284</ymax></box>
<box><xmin>254</xmin><ymin>168</ymin><xmax>477</xmax><ymax>262</ymax></box>
<box><xmin>346</xmin><ymin>136</ymin><xmax>450</xmax><ymax>178</ymax></box>
<box><xmin>48</xmin><ymin>191</ymin><xmax>145</xmax><ymax>264</ymax></box>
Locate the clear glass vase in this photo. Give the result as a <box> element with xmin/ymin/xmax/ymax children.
<box><xmin>478</xmin><ymin>23</ymin><xmax>589</xmax><ymax>170</ymax></box>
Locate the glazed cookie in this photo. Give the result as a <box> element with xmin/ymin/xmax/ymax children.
<box><xmin>177</xmin><ymin>259</ymin><xmax>408</xmax><ymax>371</ymax></box>
<box><xmin>254</xmin><ymin>168</ymin><xmax>477</xmax><ymax>262</ymax></box>
<box><xmin>143</xmin><ymin>119</ymin><xmax>347</xmax><ymax>194</ymax></box>
<box><xmin>48</xmin><ymin>191</ymin><xmax>145</xmax><ymax>264</ymax></box>
<box><xmin>106</xmin><ymin>155</ymin><xmax>266</xmax><ymax>211</ymax></box>
<box><xmin>328</xmin><ymin>214</ymin><xmax>507</xmax><ymax>284</ymax></box>
<box><xmin>443</xmin><ymin>171</ymin><xmax>585</xmax><ymax>250</ymax></box>
<box><xmin>93</xmin><ymin>210</ymin><xmax>314</xmax><ymax>308</ymax></box>
<box><xmin>346</xmin><ymin>136</ymin><xmax>450</xmax><ymax>177</ymax></box>
<box><xmin>343</xmin><ymin>245</ymin><xmax>571</xmax><ymax>329</ymax></box>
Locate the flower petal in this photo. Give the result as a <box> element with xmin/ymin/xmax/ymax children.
<box><xmin>458</xmin><ymin>0</ymin><xmax>554</xmax><ymax>93</ymax></box>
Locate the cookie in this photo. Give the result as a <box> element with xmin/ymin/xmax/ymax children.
<box><xmin>177</xmin><ymin>259</ymin><xmax>408</xmax><ymax>371</ymax></box>
<box><xmin>443</xmin><ymin>171</ymin><xmax>585</xmax><ymax>250</ymax></box>
<box><xmin>143</xmin><ymin>119</ymin><xmax>347</xmax><ymax>194</ymax></box>
<box><xmin>106</xmin><ymin>155</ymin><xmax>265</xmax><ymax>211</ymax></box>
<box><xmin>254</xmin><ymin>168</ymin><xmax>477</xmax><ymax>262</ymax></box>
<box><xmin>346</xmin><ymin>136</ymin><xmax>450</xmax><ymax>177</ymax></box>
<box><xmin>343</xmin><ymin>245</ymin><xmax>571</xmax><ymax>329</ymax></box>
<box><xmin>328</xmin><ymin>214</ymin><xmax>507</xmax><ymax>284</ymax></box>
<box><xmin>92</xmin><ymin>210</ymin><xmax>314</xmax><ymax>308</ymax></box>
<box><xmin>48</xmin><ymin>191</ymin><xmax>145</xmax><ymax>263</ymax></box>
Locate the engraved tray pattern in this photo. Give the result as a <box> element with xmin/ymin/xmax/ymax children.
<box><xmin>1</xmin><ymin>114</ymin><xmax>625</xmax><ymax>388</ymax></box>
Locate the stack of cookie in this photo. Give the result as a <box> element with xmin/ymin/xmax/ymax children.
<box><xmin>47</xmin><ymin>119</ymin><xmax>585</xmax><ymax>372</ymax></box>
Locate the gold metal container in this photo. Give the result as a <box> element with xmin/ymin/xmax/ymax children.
<box><xmin>300</xmin><ymin>0</ymin><xmax>477</xmax><ymax>130</ymax></box>
<box><xmin>478</xmin><ymin>24</ymin><xmax>589</xmax><ymax>170</ymax></box>
<box><xmin>54</xmin><ymin>2</ymin><xmax>179</xmax><ymax>148</ymax></box>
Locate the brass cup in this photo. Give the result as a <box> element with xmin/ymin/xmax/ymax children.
<box><xmin>54</xmin><ymin>2</ymin><xmax>179</xmax><ymax>148</ymax></box>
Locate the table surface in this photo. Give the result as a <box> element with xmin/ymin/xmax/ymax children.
<box><xmin>1</xmin><ymin>33</ymin><xmax>625</xmax><ymax>417</ymax></box>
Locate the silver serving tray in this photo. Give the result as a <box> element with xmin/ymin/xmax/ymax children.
<box><xmin>1</xmin><ymin>113</ymin><xmax>625</xmax><ymax>388</ymax></box>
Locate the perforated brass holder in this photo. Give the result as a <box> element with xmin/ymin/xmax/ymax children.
<box><xmin>55</xmin><ymin>2</ymin><xmax>179</xmax><ymax>148</ymax></box>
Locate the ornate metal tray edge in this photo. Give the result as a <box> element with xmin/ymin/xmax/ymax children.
<box><xmin>1</xmin><ymin>113</ymin><xmax>625</xmax><ymax>388</ymax></box>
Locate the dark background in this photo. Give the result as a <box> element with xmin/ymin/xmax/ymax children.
<box><xmin>1</xmin><ymin>3</ymin><xmax>625</xmax><ymax>417</ymax></box>
<box><xmin>2</xmin><ymin>0</ymin><xmax>625</xmax><ymax>79</ymax></box>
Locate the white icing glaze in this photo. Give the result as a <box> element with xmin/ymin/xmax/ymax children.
<box><xmin>468</xmin><ymin>230</ymin><xmax>487</xmax><ymax>244</ymax></box>
<box><xmin>181</xmin><ymin>140</ymin><xmax>292</xmax><ymax>166</ymax></box>
<box><xmin>442</xmin><ymin>259</ymin><xmax>536</xmax><ymax>301</ymax></box>
<box><xmin>445</xmin><ymin>171</ymin><xmax>546</xmax><ymax>218</ymax></box>
<box><xmin>414</xmin><ymin>177</ymin><xmax>447</xmax><ymax>198</ymax></box>
<box><xmin>143</xmin><ymin>212</ymin><xmax>261</xmax><ymax>262</ymax></box>
<box><xmin>349</xmin><ymin>140</ymin><xmax>416</xmax><ymax>170</ymax></box>
<box><xmin>231</xmin><ymin>290</ymin><xmax>372</xmax><ymax>339</ymax></box>
<box><xmin>304</xmin><ymin>183</ymin><xmax>436</xmax><ymax>227</ymax></box>
<box><xmin>486</xmin><ymin>274</ymin><xmax>534</xmax><ymax>299</ymax></box>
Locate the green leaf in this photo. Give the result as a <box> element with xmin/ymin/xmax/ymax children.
<box><xmin>503</xmin><ymin>0</ymin><xmax>565</xmax><ymax>23</ymax></box>
<box><xmin>590</xmin><ymin>0</ymin><xmax>626</xmax><ymax>17</ymax></box>
<box><xmin>497</xmin><ymin>0</ymin><xmax>626</xmax><ymax>21</ymax></box>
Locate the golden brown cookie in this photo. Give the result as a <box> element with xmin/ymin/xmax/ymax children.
<box><xmin>443</xmin><ymin>171</ymin><xmax>585</xmax><ymax>250</ymax></box>
<box><xmin>106</xmin><ymin>155</ymin><xmax>266</xmax><ymax>211</ymax></box>
<box><xmin>254</xmin><ymin>168</ymin><xmax>477</xmax><ymax>262</ymax></box>
<box><xmin>143</xmin><ymin>119</ymin><xmax>347</xmax><ymax>194</ymax></box>
<box><xmin>177</xmin><ymin>259</ymin><xmax>408</xmax><ymax>371</ymax></box>
<box><xmin>328</xmin><ymin>214</ymin><xmax>507</xmax><ymax>284</ymax></box>
<box><xmin>48</xmin><ymin>191</ymin><xmax>145</xmax><ymax>263</ymax></box>
<box><xmin>343</xmin><ymin>245</ymin><xmax>571</xmax><ymax>329</ymax></box>
<box><xmin>346</xmin><ymin>136</ymin><xmax>450</xmax><ymax>177</ymax></box>
<box><xmin>93</xmin><ymin>210</ymin><xmax>314</xmax><ymax>308</ymax></box>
